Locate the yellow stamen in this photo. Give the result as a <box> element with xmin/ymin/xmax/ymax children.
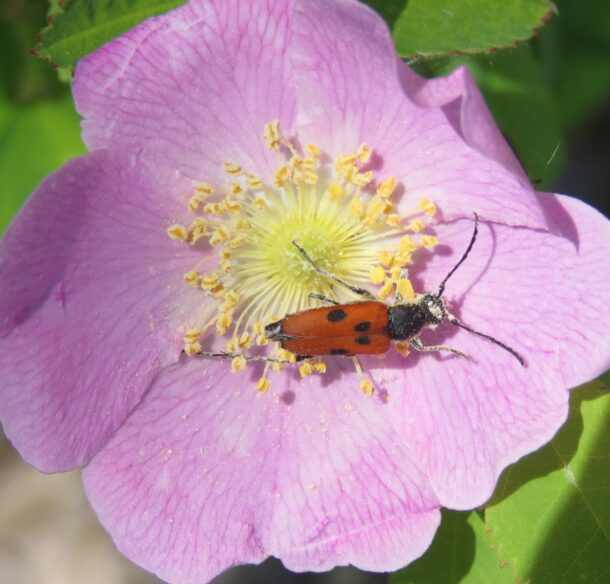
<box><xmin>378</xmin><ymin>278</ymin><xmax>394</xmax><ymax>300</ymax></box>
<box><xmin>183</xmin><ymin>341</ymin><xmax>202</xmax><ymax>356</ymax></box>
<box><xmin>223</xmin><ymin>196</ymin><xmax>241</xmax><ymax>214</ymax></box>
<box><xmin>247</xmin><ymin>174</ymin><xmax>263</xmax><ymax>190</ymax></box>
<box><xmin>377</xmin><ymin>176</ymin><xmax>397</xmax><ymax>198</ymax></box>
<box><xmin>335</xmin><ymin>153</ymin><xmax>357</xmax><ymax>175</ymax></box>
<box><xmin>184</xmin><ymin>271</ymin><xmax>202</xmax><ymax>287</ymax></box>
<box><xmin>194</xmin><ymin>182</ymin><xmax>214</xmax><ymax>196</ymax></box>
<box><xmin>263</xmin><ymin>119</ymin><xmax>281</xmax><ymax>151</ymax></box>
<box><xmin>394</xmin><ymin>252</ymin><xmax>412</xmax><ymax>267</ymax></box>
<box><xmin>183</xmin><ymin>328</ymin><xmax>202</xmax><ymax>342</ymax></box>
<box><xmin>216</xmin><ymin>313</ymin><xmax>233</xmax><ymax>335</ymax></box>
<box><xmin>201</xmin><ymin>273</ymin><xmax>221</xmax><ymax>290</ymax></box>
<box><xmin>325</xmin><ymin>182</ymin><xmax>344</xmax><ymax>201</ymax></box>
<box><xmin>303</xmin><ymin>170</ymin><xmax>318</xmax><ymax>185</ymax></box>
<box><xmin>187</xmin><ymin>217</ymin><xmax>209</xmax><ymax>244</ymax></box>
<box><xmin>357</xmin><ymin>144</ymin><xmax>372</xmax><ymax>163</ymax></box>
<box><xmin>299</xmin><ymin>362</ymin><xmax>314</xmax><ymax>378</ymax></box>
<box><xmin>167</xmin><ymin>224</ymin><xmax>187</xmax><ymax>240</ymax></box>
<box><xmin>256</xmin><ymin>376</ymin><xmax>271</xmax><ymax>393</ymax></box>
<box><xmin>364</xmin><ymin>195</ymin><xmax>387</xmax><ymax>225</ymax></box>
<box><xmin>203</xmin><ymin>202</ymin><xmax>224</xmax><ymax>216</ymax></box>
<box><xmin>386</xmin><ymin>214</ymin><xmax>401</xmax><ymax>227</ymax></box>
<box><xmin>396</xmin><ymin>278</ymin><xmax>415</xmax><ymax>301</ymax></box>
<box><xmin>351</xmin><ymin>170</ymin><xmax>374</xmax><ymax>187</ymax></box>
<box><xmin>369</xmin><ymin>265</ymin><xmax>386</xmax><ymax>285</ymax></box>
<box><xmin>278</xmin><ymin>349</ymin><xmax>296</xmax><ymax>363</ymax></box>
<box><xmin>418</xmin><ymin>198</ymin><xmax>437</xmax><ymax>216</ymax></box>
<box><xmin>209</xmin><ymin>225</ymin><xmax>231</xmax><ymax>246</ymax></box>
<box><xmin>379</xmin><ymin>251</ymin><xmax>394</xmax><ymax>267</ymax></box>
<box><xmin>408</xmin><ymin>219</ymin><xmax>426</xmax><ymax>233</ymax></box>
<box><xmin>360</xmin><ymin>379</ymin><xmax>375</xmax><ymax>396</ymax></box>
<box><xmin>223</xmin><ymin>290</ymin><xmax>240</xmax><ymax>309</ymax></box>
<box><xmin>420</xmin><ymin>235</ymin><xmax>439</xmax><ymax>249</ymax></box>
<box><xmin>231</xmin><ymin>183</ymin><xmax>244</xmax><ymax>196</ymax></box>
<box><xmin>306</xmin><ymin>144</ymin><xmax>321</xmax><ymax>158</ymax></box>
<box><xmin>231</xmin><ymin>355</ymin><xmax>247</xmax><ymax>372</ymax></box>
<box><xmin>183</xmin><ymin>328</ymin><xmax>202</xmax><ymax>356</ymax></box>
<box><xmin>313</xmin><ymin>360</ymin><xmax>327</xmax><ymax>374</ymax></box>
<box><xmin>223</xmin><ymin>162</ymin><xmax>242</xmax><ymax>176</ymax></box>
<box><xmin>399</xmin><ymin>235</ymin><xmax>418</xmax><ymax>255</ymax></box>
<box><xmin>188</xmin><ymin>194</ymin><xmax>205</xmax><ymax>212</ymax></box>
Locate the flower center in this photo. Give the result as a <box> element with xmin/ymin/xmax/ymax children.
<box><xmin>167</xmin><ymin>121</ymin><xmax>438</xmax><ymax>392</ymax></box>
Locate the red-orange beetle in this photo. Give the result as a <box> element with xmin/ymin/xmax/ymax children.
<box><xmin>197</xmin><ymin>214</ymin><xmax>526</xmax><ymax>367</ymax></box>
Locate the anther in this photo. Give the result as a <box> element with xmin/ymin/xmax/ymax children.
<box><xmin>420</xmin><ymin>235</ymin><xmax>438</xmax><ymax>249</ymax></box>
<box><xmin>256</xmin><ymin>377</ymin><xmax>271</xmax><ymax>393</ymax></box>
<box><xmin>377</xmin><ymin>176</ymin><xmax>397</xmax><ymax>198</ymax></box>
<box><xmin>378</xmin><ymin>279</ymin><xmax>394</xmax><ymax>300</ymax></box>
<box><xmin>418</xmin><ymin>198</ymin><xmax>437</xmax><ymax>216</ymax></box>
<box><xmin>231</xmin><ymin>355</ymin><xmax>247</xmax><ymax>372</ymax></box>
<box><xmin>357</xmin><ymin>144</ymin><xmax>372</xmax><ymax>163</ymax></box>
<box><xmin>396</xmin><ymin>278</ymin><xmax>415</xmax><ymax>301</ymax></box>
<box><xmin>325</xmin><ymin>183</ymin><xmax>344</xmax><ymax>201</ymax></box>
<box><xmin>369</xmin><ymin>266</ymin><xmax>386</xmax><ymax>285</ymax></box>
<box><xmin>167</xmin><ymin>224</ymin><xmax>187</xmax><ymax>240</ymax></box>
<box><xmin>408</xmin><ymin>219</ymin><xmax>426</xmax><ymax>233</ymax></box>
<box><xmin>223</xmin><ymin>162</ymin><xmax>242</xmax><ymax>176</ymax></box>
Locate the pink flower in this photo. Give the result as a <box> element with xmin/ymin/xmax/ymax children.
<box><xmin>1</xmin><ymin>0</ymin><xmax>609</xmax><ymax>582</ymax></box>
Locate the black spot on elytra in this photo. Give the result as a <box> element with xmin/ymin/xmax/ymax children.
<box><xmin>327</xmin><ymin>308</ymin><xmax>347</xmax><ymax>322</ymax></box>
<box><xmin>354</xmin><ymin>321</ymin><xmax>371</xmax><ymax>332</ymax></box>
<box><xmin>330</xmin><ymin>348</ymin><xmax>349</xmax><ymax>355</ymax></box>
<box><xmin>355</xmin><ymin>336</ymin><xmax>371</xmax><ymax>345</ymax></box>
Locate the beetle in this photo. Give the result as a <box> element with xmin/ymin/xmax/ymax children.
<box><xmin>195</xmin><ymin>213</ymin><xmax>526</xmax><ymax>367</ymax></box>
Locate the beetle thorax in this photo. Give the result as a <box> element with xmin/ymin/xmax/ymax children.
<box><xmin>386</xmin><ymin>294</ymin><xmax>446</xmax><ymax>340</ymax></box>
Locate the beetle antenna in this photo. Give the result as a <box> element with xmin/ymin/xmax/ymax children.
<box><xmin>446</xmin><ymin>314</ymin><xmax>527</xmax><ymax>367</ymax></box>
<box><xmin>437</xmin><ymin>212</ymin><xmax>479</xmax><ymax>298</ymax></box>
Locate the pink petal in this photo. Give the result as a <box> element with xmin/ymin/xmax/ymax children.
<box><xmin>375</xmin><ymin>195</ymin><xmax>610</xmax><ymax>508</ymax></box>
<box><xmin>289</xmin><ymin>0</ymin><xmax>546</xmax><ymax>229</ymax></box>
<box><xmin>73</xmin><ymin>0</ymin><xmax>296</xmax><ymax>184</ymax></box>
<box><xmin>399</xmin><ymin>65</ymin><xmax>529</xmax><ymax>181</ymax></box>
<box><xmin>0</xmin><ymin>152</ymin><xmax>202</xmax><ymax>471</ymax></box>
<box><xmin>84</xmin><ymin>360</ymin><xmax>440</xmax><ymax>583</ymax></box>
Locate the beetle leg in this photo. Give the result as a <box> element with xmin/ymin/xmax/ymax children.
<box><xmin>186</xmin><ymin>350</ymin><xmax>293</xmax><ymax>365</ymax></box>
<box><xmin>409</xmin><ymin>337</ymin><xmax>470</xmax><ymax>360</ymax></box>
<box><xmin>308</xmin><ymin>292</ymin><xmax>339</xmax><ymax>305</ymax></box>
<box><xmin>292</xmin><ymin>241</ymin><xmax>375</xmax><ymax>300</ymax></box>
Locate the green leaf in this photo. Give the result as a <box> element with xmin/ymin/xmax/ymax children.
<box><xmin>539</xmin><ymin>0</ymin><xmax>610</xmax><ymax>131</ymax></box>
<box><xmin>391</xmin><ymin>511</ymin><xmax>513</xmax><ymax>584</ymax></box>
<box><xmin>0</xmin><ymin>94</ymin><xmax>85</xmax><ymax>234</ymax></box>
<box><xmin>486</xmin><ymin>382</ymin><xmax>610</xmax><ymax>583</ymax></box>
<box><xmin>0</xmin><ymin>0</ymin><xmax>66</xmax><ymax>102</ymax></box>
<box><xmin>383</xmin><ymin>0</ymin><xmax>554</xmax><ymax>60</ymax></box>
<box><xmin>37</xmin><ymin>0</ymin><xmax>186</xmax><ymax>71</ymax></box>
